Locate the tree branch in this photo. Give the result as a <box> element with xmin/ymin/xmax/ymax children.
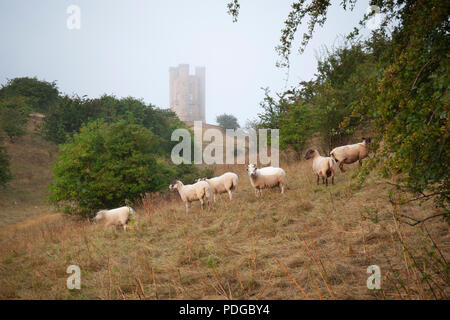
<box><xmin>396</xmin><ymin>212</ymin><xmax>449</xmax><ymax>226</ymax></box>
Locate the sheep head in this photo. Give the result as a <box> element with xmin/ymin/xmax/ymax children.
<box><xmin>169</xmin><ymin>180</ymin><xmax>180</xmax><ymax>190</ymax></box>
<box><xmin>247</xmin><ymin>164</ymin><xmax>258</xmax><ymax>177</ymax></box>
<box><xmin>304</xmin><ymin>149</ymin><xmax>318</xmax><ymax>160</ymax></box>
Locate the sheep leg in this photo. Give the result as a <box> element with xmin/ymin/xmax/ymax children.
<box><xmin>316</xmin><ymin>175</ymin><xmax>320</xmax><ymax>185</ymax></box>
<box><xmin>228</xmin><ymin>190</ymin><xmax>232</xmax><ymax>200</ymax></box>
<box><xmin>200</xmin><ymin>198</ymin><xmax>204</xmax><ymax>210</ymax></box>
<box><xmin>325</xmin><ymin>177</ymin><xmax>328</xmax><ymax>187</ymax></box>
<box><xmin>123</xmin><ymin>224</ymin><xmax>127</xmax><ymax>232</ymax></box>
<box><xmin>185</xmin><ymin>202</ymin><xmax>190</xmax><ymax>214</ymax></box>
<box><xmin>280</xmin><ymin>184</ymin><xmax>285</xmax><ymax>194</ymax></box>
<box><xmin>332</xmin><ymin>176</ymin><xmax>334</xmax><ymax>185</ymax></box>
<box><xmin>339</xmin><ymin>161</ymin><xmax>346</xmax><ymax>173</ymax></box>
<box><xmin>359</xmin><ymin>159</ymin><xmax>363</xmax><ymax>167</ymax></box>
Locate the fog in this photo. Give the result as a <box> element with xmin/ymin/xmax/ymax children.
<box><xmin>0</xmin><ymin>0</ymin><xmax>371</xmax><ymax>125</ymax></box>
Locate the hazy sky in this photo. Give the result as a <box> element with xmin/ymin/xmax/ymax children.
<box><xmin>0</xmin><ymin>0</ymin><xmax>371</xmax><ymax>125</ymax></box>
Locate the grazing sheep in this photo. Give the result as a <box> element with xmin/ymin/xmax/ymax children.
<box><xmin>169</xmin><ymin>180</ymin><xmax>211</xmax><ymax>213</ymax></box>
<box><xmin>94</xmin><ymin>206</ymin><xmax>136</xmax><ymax>231</ymax></box>
<box><xmin>246</xmin><ymin>164</ymin><xmax>286</xmax><ymax>197</ymax></box>
<box><xmin>304</xmin><ymin>149</ymin><xmax>337</xmax><ymax>186</ymax></box>
<box><xmin>197</xmin><ymin>172</ymin><xmax>239</xmax><ymax>202</ymax></box>
<box><xmin>330</xmin><ymin>137</ymin><xmax>371</xmax><ymax>172</ymax></box>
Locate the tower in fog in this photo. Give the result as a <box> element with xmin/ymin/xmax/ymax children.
<box><xmin>169</xmin><ymin>64</ymin><xmax>205</xmax><ymax>123</ymax></box>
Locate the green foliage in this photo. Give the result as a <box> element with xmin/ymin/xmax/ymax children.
<box><xmin>42</xmin><ymin>95</ymin><xmax>102</xmax><ymax>144</ymax></box>
<box><xmin>50</xmin><ymin>120</ymin><xmax>175</xmax><ymax>216</ymax></box>
<box><xmin>242</xmin><ymin>0</ymin><xmax>449</xmax><ymax>207</ymax></box>
<box><xmin>310</xmin><ymin>42</ymin><xmax>377</xmax><ymax>150</ymax></box>
<box><xmin>216</xmin><ymin>113</ymin><xmax>240</xmax><ymax>130</ymax></box>
<box><xmin>256</xmin><ymin>43</ymin><xmax>375</xmax><ymax>153</ymax></box>
<box><xmin>50</xmin><ymin>119</ymin><xmax>209</xmax><ymax>216</ymax></box>
<box><xmin>226</xmin><ymin>0</ymin><xmax>240</xmax><ymax>23</ymax></box>
<box><xmin>279</xmin><ymin>102</ymin><xmax>317</xmax><ymax>152</ymax></box>
<box><xmin>42</xmin><ymin>94</ymin><xmax>188</xmax><ymax>152</ymax></box>
<box><xmin>357</xmin><ymin>0</ymin><xmax>450</xmax><ymax>207</ymax></box>
<box><xmin>0</xmin><ymin>95</ymin><xmax>30</xmax><ymax>185</ymax></box>
<box><xmin>0</xmin><ymin>96</ymin><xmax>30</xmax><ymax>142</ymax></box>
<box><xmin>0</xmin><ymin>77</ymin><xmax>59</xmax><ymax>114</ymax></box>
<box><xmin>0</xmin><ymin>143</ymin><xmax>11</xmax><ymax>186</ymax></box>
<box><xmin>257</xmin><ymin>88</ymin><xmax>315</xmax><ymax>152</ymax></box>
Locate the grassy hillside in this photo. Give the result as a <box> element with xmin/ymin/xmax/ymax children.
<box><xmin>0</xmin><ymin>119</ymin><xmax>58</xmax><ymax>229</ymax></box>
<box><xmin>0</xmin><ymin>159</ymin><xmax>448</xmax><ymax>299</ymax></box>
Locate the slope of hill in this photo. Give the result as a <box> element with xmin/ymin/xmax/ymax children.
<box><xmin>0</xmin><ymin>159</ymin><xmax>447</xmax><ymax>299</ymax></box>
<box><xmin>0</xmin><ymin>118</ymin><xmax>59</xmax><ymax>229</ymax></box>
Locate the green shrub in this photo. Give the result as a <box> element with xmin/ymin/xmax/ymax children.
<box><xmin>50</xmin><ymin>120</ymin><xmax>180</xmax><ymax>216</ymax></box>
<box><xmin>0</xmin><ymin>143</ymin><xmax>11</xmax><ymax>186</ymax></box>
<box><xmin>0</xmin><ymin>96</ymin><xmax>30</xmax><ymax>142</ymax></box>
<box><xmin>0</xmin><ymin>77</ymin><xmax>59</xmax><ymax>114</ymax></box>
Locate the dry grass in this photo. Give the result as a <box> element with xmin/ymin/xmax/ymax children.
<box><xmin>0</xmin><ymin>159</ymin><xmax>448</xmax><ymax>300</ymax></box>
<box><xmin>0</xmin><ymin>120</ymin><xmax>58</xmax><ymax>228</ymax></box>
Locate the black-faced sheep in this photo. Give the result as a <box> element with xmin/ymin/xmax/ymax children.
<box><xmin>330</xmin><ymin>137</ymin><xmax>371</xmax><ymax>172</ymax></box>
<box><xmin>246</xmin><ymin>164</ymin><xmax>286</xmax><ymax>197</ymax></box>
<box><xmin>169</xmin><ymin>180</ymin><xmax>211</xmax><ymax>213</ymax></box>
<box><xmin>304</xmin><ymin>149</ymin><xmax>337</xmax><ymax>186</ymax></box>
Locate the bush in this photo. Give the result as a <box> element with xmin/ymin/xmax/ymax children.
<box><xmin>0</xmin><ymin>96</ymin><xmax>31</xmax><ymax>142</ymax></box>
<box><xmin>216</xmin><ymin>114</ymin><xmax>240</xmax><ymax>130</ymax></box>
<box><xmin>0</xmin><ymin>143</ymin><xmax>11</xmax><ymax>186</ymax></box>
<box><xmin>49</xmin><ymin>120</ymin><xmax>180</xmax><ymax>216</ymax></box>
<box><xmin>42</xmin><ymin>94</ymin><xmax>188</xmax><ymax>153</ymax></box>
<box><xmin>0</xmin><ymin>77</ymin><xmax>59</xmax><ymax>114</ymax></box>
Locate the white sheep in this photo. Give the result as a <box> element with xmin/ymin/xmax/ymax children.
<box><xmin>93</xmin><ymin>206</ymin><xmax>136</xmax><ymax>231</ymax></box>
<box><xmin>197</xmin><ymin>172</ymin><xmax>239</xmax><ymax>202</ymax></box>
<box><xmin>246</xmin><ymin>164</ymin><xmax>287</xmax><ymax>197</ymax></box>
<box><xmin>169</xmin><ymin>180</ymin><xmax>211</xmax><ymax>213</ymax></box>
<box><xmin>330</xmin><ymin>137</ymin><xmax>371</xmax><ymax>172</ymax></box>
<box><xmin>304</xmin><ymin>149</ymin><xmax>337</xmax><ymax>186</ymax></box>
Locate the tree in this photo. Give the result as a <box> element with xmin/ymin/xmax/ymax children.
<box><xmin>49</xmin><ymin>120</ymin><xmax>174</xmax><ymax>216</ymax></box>
<box><xmin>0</xmin><ymin>96</ymin><xmax>30</xmax><ymax>142</ymax></box>
<box><xmin>357</xmin><ymin>2</ymin><xmax>450</xmax><ymax>208</ymax></box>
<box><xmin>228</xmin><ymin>0</ymin><xmax>449</xmax><ymax>208</ymax></box>
<box><xmin>256</xmin><ymin>42</ymin><xmax>376</xmax><ymax>153</ymax></box>
<box><xmin>42</xmin><ymin>94</ymin><xmax>189</xmax><ymax>153</ymax></box>
<box><xmin>0</xmin><ymin>77</ymin><xmax>59</xmax><ymax>114</ymax></box>
<box><xmin>216</xmin><ymin>113</ymin><xmax>240</xmax><ymax>130</ymax></box>
<box><xmin>0</xmin><ymin>95</ymin><xmax>31</xmax><ymax>185</ymax></box>
<box><xmin>0</xmin><ymin>143</ymin><xmax>11</xmax><ymax>187</ymax></box>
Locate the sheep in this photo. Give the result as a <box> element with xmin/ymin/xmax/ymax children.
<box><xmin>169</xmin><ymin>180</ymin><xmax>211</xmax><ymax>213</ymax></box>
<box><xmin>330</xmin><ymin>137</ymin><xmax>371</xmax><ymax>172</ymax></box>
<box><xmin>304</xmin><ymin>149</ymin><xmax>337</xmax><ymax>186</ymax></box>
<box><xmin>93</xmin><ymin>206</ymin><xmax>136</xmax><ymax>231</ymax></box>
<box><xmin>197</xmin><ymin>172</ymin><xmax>239</xmax><ymax>202</ymax></box>
<box><xmin>246</xmin><ymin>164</ymin><xmax>287</xmax><ymax>197</ymax></box>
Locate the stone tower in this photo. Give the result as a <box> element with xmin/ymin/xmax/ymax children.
<box><xmin>169</xmin><ymin>64</ymin><xmax>205</xmax><ymax>123</ymax></box>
